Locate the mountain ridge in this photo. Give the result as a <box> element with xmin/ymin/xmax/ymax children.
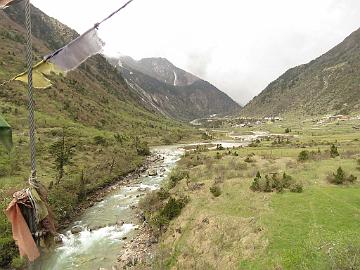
<box><xmin>112</xmin><ymin>56</ymin><xmax>241</xmax><ymax>121</ymax></box>
<box><xmin>240</xmin><ymin>27</ymin><xmax>360</xmax><ymax>117</ymax></box>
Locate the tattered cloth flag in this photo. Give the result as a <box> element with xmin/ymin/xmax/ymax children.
<box><xmin>14</xmin><ymin>27</ymin><xmax>105</xmax><ymax>88</ymax></box>
<box><xmin>0</xmin><ymin>0</ymin><xmax>23</xmax><ymax>9</ymax></box>
<box><xmin>0</xmin><ymin>114</ymin><xmax>13</xmax><ymax>151</ymax></box>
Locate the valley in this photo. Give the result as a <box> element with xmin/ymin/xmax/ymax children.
<box><xmin>0</xmin><ymin>1</ymin><xmax>359</xmax><ymax>270</ymax></box>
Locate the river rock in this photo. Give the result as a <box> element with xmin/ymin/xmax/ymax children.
<box><xmin>89</xmin><ymin>225</ymin><xmax>103</xmax><ymax>231</ymax></box>
<box><xmin>71</xmin><ymin>225</ymin><xmax>83</xmax><ymax>234</ymax></box>
<box><xmin>148</xmin><ymin>169</ymin><xmax>157</xmax><ymax>176</ymax></box>
<box><xmin>54</xmin><ymin>234</ymin><xmax>63</xmax><ymax>244</ymax></box>
<box><xmin>116</xmin><ymin>220</ymin><xmax>125</xmax><ymax>226</ymax></box>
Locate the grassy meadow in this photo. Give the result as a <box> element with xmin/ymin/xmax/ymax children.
<box><xmin>141</xmin><ymin>119</ymin><xmax>360</xmax><ymax>270</ymax></box>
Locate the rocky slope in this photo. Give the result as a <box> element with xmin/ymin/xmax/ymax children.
<box><xmin>111</xmin><ymin>56</ymin><xmax>241</xmax><ymax>121</ymax></box>
<box><xmin>241</xmin><ymin>27</ymin><xmax>360</xmax><ymax>117</ymax></box>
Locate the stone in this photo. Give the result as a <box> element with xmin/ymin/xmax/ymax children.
<box><xmin>202</xmin><ymin>217</ymin><xmax>209</xmax><ymax>224</ymax></box>
<box><xmin>116</xmin><ymin>220</ymin><xmax>125</xmax><ymax>226</ymax></box>
<box><xmin>148</xmin><ymin>169</ymin><xmax>157</xmax><ymax>176</ymax></box>
<box><xmin>71</xmin><ymin>225</ymin><xmax>83</xmax><ymax>234</ymax></box>
<box><xmin>54</xmin><ymin>234</ymin><xmax>63</xmax><ymax>244</ymax></box>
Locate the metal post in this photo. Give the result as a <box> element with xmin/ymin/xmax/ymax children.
<box><xmin>24</xmin><ymin>0</ymin><xmax>36</xmax><ymax>174</ymax></box>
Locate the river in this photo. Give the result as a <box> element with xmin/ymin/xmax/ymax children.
<box><xmin>34</xmin><ymin>141</ymin><xmax>248</xmax><ymax>269</ymax></box>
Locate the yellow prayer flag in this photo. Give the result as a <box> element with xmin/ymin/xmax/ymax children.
<box><xmin>13</xmin><ymin>61</ymin><xmax>62</xmax><ymax>89</ymax></box>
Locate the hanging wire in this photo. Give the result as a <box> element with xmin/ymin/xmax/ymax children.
<box><xmin>24</xmin><ymin>0</ymin><xmax>37</xmax><ymax>177</ymax></box>
<box><xmin>98</xmin><ymin>0</ymin><xmax>134</xmax><ymax>25</ymax></box>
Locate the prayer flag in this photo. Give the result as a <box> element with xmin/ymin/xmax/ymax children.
<box><xmin>46</xmin><ymin>27</ymin><xmax>105</xmax><ymax>72</ymax></box>
<box><xmin>13</xmin><ymin>28</ymin><xmax>105</xmax><ymax>88</ymax></box>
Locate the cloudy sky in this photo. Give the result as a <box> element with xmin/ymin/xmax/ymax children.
<box><xmin>32</xmin><ymin>0</ymin><xmax>360</xmax><ymax>105</ymax></box>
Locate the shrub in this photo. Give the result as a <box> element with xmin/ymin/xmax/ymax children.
<box><xmin>250</xmin><ymin>172</ymin><xmax>261</xmax><ymax>191</ymax></box>
<box><xmin>250</xmin><ymin>172</ymin><xmax>301</xmax><ymax>193</ymax></box>
<box><xmin>93</xmin><ymin>135</ymin><xmax>107</xmax><ymax>146</ymax></box>
<box><xmin>298</xmin><ymin>150</ymin><xmax>310</xmax><ymax>161</ymax></box>
<box><xmin>244</xmin><ymin>155</ymin><xmax>255</xmax><ymax>163</ymax></box>
<box><xmin>285</xmin><ymin>128</ymin><xmax>291</xmax><ymax>133</ymax></box>
<box><xmin>11</xmin><ymin>256</ymin><xmax>25</xmax><ymax>269</ymax></box>
<box><xmin>201</xmin><ymin>132</ymin><xmax>212</xmax><ymax>140</ymax></box>
<box><xmin>330</xmin><ymin>144</ymin><xmax>339</xmax><ymax>158</ymax></box>
<box><xmin>216</xmin><ymin>144</ymin><xmax>225</xmax><ymax>150</ymax></box>
<box><xmin>327</xmin><ymin>167</ymin><xmax>357</xmax><ymax>185</ymax></box>
<box><xmin>215</xmin><ymin>152</ymin><xmax>222</xmax><ymax>159</ymax></box>
<box><xmin>160</xmin><ymin>197</ymin><xmax>187</xmax><ymax>220</ymax></box>
<box><xmin>210</xmin><ymin>185</ymin><xmax>222</xmax><ymax>197</ymax></box>
<box><xmin>290</xmin><ymin>183</ymin><xmax>303</xmax><ymax>193</ymax></box>
<box><xmin>134</xmin><ymin>137</ymin><xmax>150</xmax><ymax>156</ymax></box>
<box><xmin>168</xmin><ymin>169</ymin><xmax>189</xmax><ymax>188</ymax></box>
<box><xmin>0</xmin><ymin>237</ymin><xmax>17</xmax><ymax>268</ymax></box>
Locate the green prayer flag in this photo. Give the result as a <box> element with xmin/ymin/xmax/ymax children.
<box><xmin>0</xmin><ymin>115</ymin><xmax>13</xmax><ymax>151</ymax></box>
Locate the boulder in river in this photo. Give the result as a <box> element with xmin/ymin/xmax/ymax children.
<box><xmin>116</xmin><ymin>220</ymin><xmax>125</xmax><ymax>226</ymax></box>
<box><xmin>89</xmin><ymin>225</ymin><xmax>104</xmax><ymax>231</ymax></box>
<box><xmin>71</xmin><ymin>225</ymin><xmax>83</xmax><ymax>234</ymax></box>
<box><xmin>54</xmin><ymin>234</ymin><xmax>63</xmax><ymax>244</ymax></box>
<box><xmin>137</xmin><ymin>187</ymin><xmax>149</xmax><ymax>192</ymax></box>
<box><xmin>148</xmin><ymin>169</ymin><xmax>157</xmax><ymax>176</ymax></box>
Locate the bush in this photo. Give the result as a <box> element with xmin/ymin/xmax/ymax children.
<box><xmin>152</xmin><ymin>197</ymin><xmax>189</xmax><ymax>230</ymax></box>
<box><xmin>160</xmin><ymin>197</ymin><xmax>187</xmax><ymax>220</ymax></box>
<box><xmin>244</xmin><ymin>155</ymin><xmax>255</xmax><ymax>163</ymax></box>
<box><xmin>210</xmin><ymin>185</ymin><xmax>222</xmax><ymax>197</ymax></box>
<box><xmin>298</xmin><ymin>150</ymin><xmax>310</xmax><ymax>161</ymax></box>
<box><xmin>168</xmin><ymin>169</ymin><xmax>189</xmax><ymax>189</ymax></box>
<box><xmin>327</xmin><ymin>167</ymin><xmax>357</xmax><ymax>185</ymax></box>
<box><xmin>250</xmin><ymin>172</ymin><xmax>302</xmax><ymax>193</ymax></box>
<box><xmin>11</xmin><ymin>256</ymin><xmax>25</xmax><ymax>269</ymax></box>
<box><xmin>215</xmin><ymin>152</ymin><xmax>222</xmax><ymax>159</ymax></box>
<box><xmin>285</xmin><ymin>128</ymin><xmax>291</xmax><ymax>133</ymax></box>
<box><xmin>290</xmin><ymin>183</ymin><xmax>303</xmax><ymax>193</ymax></box>
<box><xmin>330</xmin><ymin>144</ymin><xmax>339</xmax><ymax>158</ymax></box>
<box><xmin>0</xmin><ymin>238</ymin><xmax>17</xmax><ymax>268</ymax></box>
<box><xmin>134</xmin><ymin>137</ymin><xmax>150</xmax><ymax>156</ymax></box>
<box><xmin>93</xmin><ymin>135</ymin><xmax>107</xmax><ymax>146</ymax></box>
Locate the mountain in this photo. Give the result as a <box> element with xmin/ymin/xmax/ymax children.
<box><xmin>241</xmin><ymin>28</ymin><xmax>360</xmax><ymax>117</ymax></box>
<box><xmin>110</xmin><ymin>56</ymin><xmax>241</xmax><ymax>121</ymax></box>
<box><xmin>0</xmin><ymin>4</ymin><xmax>196</xmax><ymax>267</ymax></box>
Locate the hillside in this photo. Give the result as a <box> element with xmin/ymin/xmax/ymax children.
<box><xmin>111</xmin><ymin>56</ymin><xmax>241</xmax><ymax>121</ymax></box>
<box><xmin>241</xmin><ymin>27</ymin><xmax>360</xmax><ymax>117</ymax></box>
<box><xmin>0</xmin><ymin>4</ymin><xmax>196</xmax><ymax>268</ymax></box>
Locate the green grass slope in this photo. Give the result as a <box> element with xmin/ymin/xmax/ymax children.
<box><xmin>241</xmin><ymin>27</ymin><xmax>360</xmax><ymax>118</ymax></box>
<box><xmin>141</xmin><ymin>120</ymin><xmax>360</xmax><ymax>269</ymax></box>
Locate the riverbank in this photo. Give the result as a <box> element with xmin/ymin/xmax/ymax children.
<box><xmin>57</xmin><ymin>154</ymin><xmax>164</xmax><ymax>231</ymax></box>
<box><xmin>34</xmin><ymin>145</ymin><xmax>184</xmax><ymax>269</ymax></box>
